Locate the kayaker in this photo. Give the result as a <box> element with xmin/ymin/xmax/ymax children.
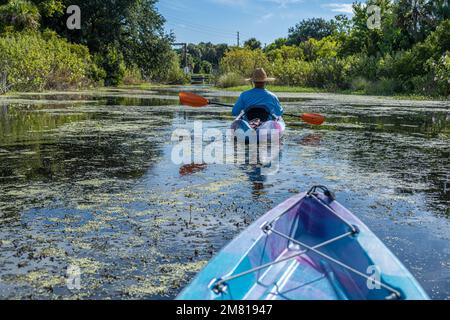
<box><xmin>232</xmin><ymin>68</ymin><xmax>284</xmax><ymax>119</ymax></box>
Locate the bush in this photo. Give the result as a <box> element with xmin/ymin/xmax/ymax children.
<box><xmin>366</xmin><ymin>78</ymin><xmax>401</xmax><ymax>96</ymax></box>
<box><xmin>97</xmin><ymin>46</ymin><xmax>126</xmax><ymax>86</ymax></box>
<box><xmin>272</xmin><ymin>59</ymin><xmax>312</xmax><ymax>86</ymax></box>
<box><xmin>162</xmin><ymin>51</ymin><xmax>190</xmax><ymax>85</ymax></box>
<box><xmin>220</xmin><ymin>48</ymin><xmax>270</xmax><ymax>78</ymax></box>
<box><xmin>199</xmin><ymin>60</ymin><xmax>213</xmax><ymax>74</ymax></box>
<box><xmin>0</xmin><ymin>31</ymin><xmax>94</xmax><ymax>92</ymax></box>
<box><xmin>350</xmin><ymin>76</ymin><xmax>371</xmax><ymax>92</ymax></box>
<box><xmin>0</xmin><ymin>0</ymin><xmax>40</xmax><ymax>33</ymax></box>
<box><xmin>266</xmin><ymin>45</ymin><xmax>304</xmax><ymax>62</ymax></box>
<box><xmin>123</xmin><ymin>65</ymin><xmax>144</xmax><ymax>85</ymax></box>
<box><xmin>299</xmin><ymin>36</ymin><xmax>340</xmax><ymax>61</ymax></box>
<box><xmin>216</xmin><ymin>72</ymin><xmax>246</xmax><ymax>88</ymax></box>
<box><xmin>308</xmin><ymin>58</ymin><xmax>351</xmax><ymax>90</ymax></box>
<box><xmin>43</xmin><ymin>31</ymin><xmax>95</xmax><ymax>89</ymax></box>
<box><xmin>346</xmin><ymin>54</ymin><xmax>379</xmax><ymax>81</ymax></box>
<box><xmin>425</xmin><ymin>52</ymin><xmax>450</xmax><ymax>96</ymax></box>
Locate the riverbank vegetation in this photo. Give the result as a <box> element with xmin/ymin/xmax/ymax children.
<box><xmin>0</xmin><ymin>0</ymin><xmax>448</xmax><ymax>97</ymax></box>
<box><xmin>216</xmin><ymin>1</ymin><xmax>449</xmax><ymax>97</ymax></box>
<box><xmin>0</xmin><ymin>0</ymin><xmax>189</xmax><ymax>94</ymax></box>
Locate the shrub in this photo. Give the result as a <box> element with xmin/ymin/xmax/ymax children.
<box><xmin>220</xmin><ymin>48</ymin><xmax>270</xmax><ymax>78</ymax></box>
<box><xmin>299</xmin><ymin>36</ymin><xmax>340</xmax><ymax>61</ymax></box>
<box><xmin>308</xmin><ymin>58</ymin><xmax>351</xmax><ymax>90</ymax></box>
<box><xmin>162</xmin><ymin>51</ymin><xmax>190</xmax><ymax>85</ymax></box>
<box><xmin>425</xmin><ymin>52</ymin><xmax>450</xmax><ymax>96</ymax></box>
<box><xmin>0</xmin><ymin>31</ymin><xmax>94</xmax><ymax>91</ymax></box>
<box><xmin>199</xmin><ymin>60</ymin><xmax>213</xmax><ymax>74</ymax></box>
<box><xmin>123</xmin><ymin>65</ymin><xmax>144</xmax><ymax>85</ymax></box>
<box><xmin>216</xmin><ymin>72</ymin><xmax>246</xmax><ymax>88</ymax></box>
<box><xmin>350</xmin><ymin>76</ymin><xmax>371</xmax><ymax>92</ymax></box>
<box><xmin>272</xmin><ymin>59</ymin><xmax>312</xmax><ymax>86</ymax></box>
<box><xmin>0</xmin><ymin>0</ymin><xmax>40</xmax><ymax>33</ymax></box>
<box><xmin>346</xmin><ymin>54</ymin><xmax>379</xmax><ymax>81</ymax></box>
<box><xmin>266</xmin><ymin>45</ymin><xmax>304</xmax><ymax>62</ymax></box>
<box><xmin>43</xmin><ymin>31</ymin><xmax>95</xmax><ymax>89</ymax></box>
<box><xmin>366</xmin><ymin>78</ymin><xmax>401</xmax><ymax>95</ymax></box>
<box><xmin>97</xmin><ymin>46</ymin><xmax>126</xmax><ymax>86</ymax></box>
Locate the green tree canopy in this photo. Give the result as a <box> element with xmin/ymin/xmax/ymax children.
<box><xmin>0</xmin><ymin>0</ymin><xmax>40</xmax><ymax>33</ymax></box>
<box><xmin>287</xmin><ymin>18</ymin><xmax>337</xmax><ymax>45</ymax></box>
<box><xmin>244</xmin><ymin>37</ymin><xmax>262</xmax><ymax>50</ymax></box>
<box><xmin>26</xmin><ymin>0</ymin><xmax>175</xmax><ymax>79</ymax></box>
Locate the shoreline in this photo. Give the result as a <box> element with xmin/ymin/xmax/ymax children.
<box><xmin>0</xmin><ymin>83</ymin><xmax>448</xmax><ymax>105</ymax></box>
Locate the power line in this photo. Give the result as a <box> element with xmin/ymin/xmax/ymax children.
<box><xmin>165</xmin><ymin>22</ymin><xmax>237</xmax><ymax>40</ymax></box>
<box><xmin>161</xmin><ymin>12</ymin><xmax>240</xmax><ymax>36</ymax></box>
<box><xmin>158</xmin><ymin>3</ymin><xmax>253</xmax><ymax>40</ymax></box>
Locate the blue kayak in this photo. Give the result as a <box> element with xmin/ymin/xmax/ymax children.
<box><xmin>177</xmin><ymin>186</ymin><xmax>429</xmax><ymax>300</ymax></box>
<box><xmin>230</xmin><ymin>106</ymin><xmax>286</xmax><ymax>143</ymax></box>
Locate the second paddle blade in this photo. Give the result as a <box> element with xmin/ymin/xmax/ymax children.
<box><xmin>179</xmin><ymin>92</ymin><xmax>209</xmax><ymax>107</ymax></box>
<box><xmin>301</xmin><ymin>113</ymin><xmax>326</xmax><ymax>125</ymax></box>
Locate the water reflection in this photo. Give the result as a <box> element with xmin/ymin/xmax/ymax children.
<box><xmin>179</xmin><ymin>163</ymin><xmax>207</xmax><ymax>176</ymax></box>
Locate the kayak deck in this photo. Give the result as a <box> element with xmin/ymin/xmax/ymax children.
<box><xmin>177</xmin><ymin>186</ymin><xmax>429</xmax><ymax>300</ymax></box>
<box><xmin>230</xmin><ymin>106</ymin><xmax>286</xmax><ymax>141</ymax></box>
<box><xmin>238</xmin><ymin>248</ymin><xmax>345</xmax><ymax>300</ymax></box>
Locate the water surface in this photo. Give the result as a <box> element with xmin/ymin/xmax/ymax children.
<box><xmin>0</xmin><ymin>87</ymin><xmax>448</xmax><ymax>299</ymax></box>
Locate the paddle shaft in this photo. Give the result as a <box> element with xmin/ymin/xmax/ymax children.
<box><xmin>209</xmin><ymin>101</ymin><xmax>233</xmax><ymax>108</ymax></box>
<box><xmin>209</xmin><ymin>101</ymin><xmax>304</xmax><ymax>119</ymax></box>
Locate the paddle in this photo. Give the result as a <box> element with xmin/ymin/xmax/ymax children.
<box><xmin>179</xmin><ymin>92</ymin><xmax>326</xmax><ymax>126</ymax></box>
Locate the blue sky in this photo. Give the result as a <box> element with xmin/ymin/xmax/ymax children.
<box><xmin>156</xmin><ymin>0</ymin><xmax>358</xmax><ymax>45</ymax></box>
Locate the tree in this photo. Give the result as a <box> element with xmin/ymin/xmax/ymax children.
<box><xmin>300</xmin><ymin>36</ymin><xmax>340</xmax><ymax>61</ymax></box>
<box><xmin>340</xmin><ymin>0</ymin><xmax>393</xmax><ymax>56</ymax></box>
<box><xmin>266</xmin><ymin>45</ymin><xmax>304</xmax><ymax>62</ymax></box>
<box><xmin>199</xmin><ymin>60</ymin><xmax>212</xmax><ymax>74</ymax></box>
<box><xmin>264</xmin><ymin>38</ymin><xmax>287</xmax><ymax>52</ymax></box>
<box><xmin>26</xmin><ymin>0</ymin><xmax>175</xmax><ymax>80</ymax></box>
<box><xmin>287</xmin><ymin>18</ymin><xmax>337</xmax><ymax>45</ymax></box>
<box><xmin>186</xmin><ymin>42</ymin><xmax>229</xmax><ymax>71</ymax></box>
<box><xmin>120</xmin><ymin>0</ymin><xmax>174</xmax><ymax>79</ymax></box>
<box><xmin>220</xmin><ymin>48</ymin><xmax>270</xmax><ymax>77</ymax></box>
<box><xmin>244</xmin><ymin>37</ymin><xmax>262</xmax><ymax>50</ymax></box>
<box><xmin>0</xmin><ymin>0</ymin><xmax>41</xmax><ymax>33</ymax></box>
<box><xmin>394</xmin><ymin>0</ymin><xmax>448</xmax><ymax>44</ymax></box>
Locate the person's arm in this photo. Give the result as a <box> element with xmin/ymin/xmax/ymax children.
<box><xmin>274</xmin><ymin>96</ymin><xmax>284</xmax><ymax>117</ymax></box>
<box><xmin>232</xmin><ymin>94</ymin><xmax>245</xmax><ymax>116</ymax></box>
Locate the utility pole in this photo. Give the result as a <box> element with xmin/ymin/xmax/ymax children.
<box><xmin>237</xmin><ymin>31</ymin><xmax>240</xmax><ymax>47</ymax></box>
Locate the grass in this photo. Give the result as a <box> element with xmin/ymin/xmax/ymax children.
<box><xmin>215</xmin><ymin>85</ymin><xmax>324</xmax><ymax>93</ymax></box>
<box><xmin>214</xmin><ymin>85</ymin><xmax>448</xmax><ymax>100</ymax></box>
<box><xmin>4</xmin><ymin>82</ymin><xmax>446</xmax><ymax>101</ymax></box>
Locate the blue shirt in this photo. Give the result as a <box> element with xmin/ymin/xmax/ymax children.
<box><xmin>232</xmin><ymin>88</ymin><xmax>284</xmax><ymax>117</ymax></box>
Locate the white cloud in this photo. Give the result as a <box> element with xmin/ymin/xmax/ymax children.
<box><xmin>322</xmin><ymin>3</ymin><xmax>354</xmax><ymax>14</ymax></box>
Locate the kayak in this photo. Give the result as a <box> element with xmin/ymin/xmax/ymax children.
<box><xmin>177</xmin><ymin>186</ymin><xmax>430</xmax><ymax>300</ymax></box>
<box><xmin>230</xmin><ymin>106</ymin><xmax>286</xmax><ymax>143</ymax></box>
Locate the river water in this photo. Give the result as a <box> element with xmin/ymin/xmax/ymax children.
<box><xmin>0</xmin><ymin>87</ymin><xmax>448</xmax><ymax>299</ymax></box>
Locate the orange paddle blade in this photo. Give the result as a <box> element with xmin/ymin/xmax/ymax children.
<box><xmin>179</xmin><ymin>92</ymin><xmax>209</xmax><ymax>107</ymax></box>
<box><xmin>301</xmin><ymin>113</ymin><xmax>326</xmax><ymax>125</ymax></box>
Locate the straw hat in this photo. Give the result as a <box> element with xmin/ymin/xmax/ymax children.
<box><xmin>246</xmin><ymin>68</ymin><xmax>275</xmax><ymax>82</ymax></box>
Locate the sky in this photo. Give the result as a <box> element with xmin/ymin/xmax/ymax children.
<box><xmin>156</xmin><ymin>0</ymin><xmax>358</xmax><ymax>46</ymax></box>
